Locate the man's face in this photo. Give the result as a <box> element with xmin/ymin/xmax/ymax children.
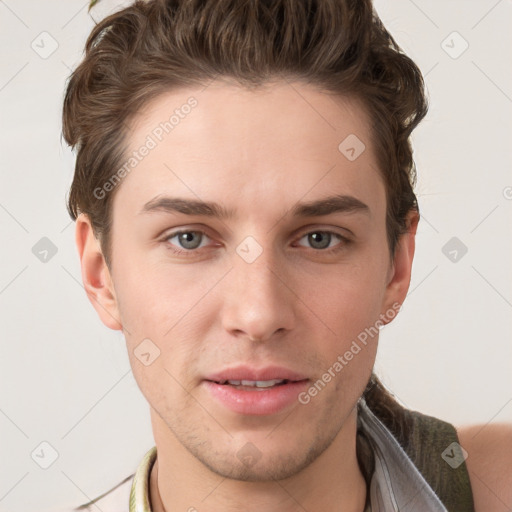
<box><xmin>90</xmin><ymin>80</ymin><xmax>409</xmax><ymax>481</ymax></box>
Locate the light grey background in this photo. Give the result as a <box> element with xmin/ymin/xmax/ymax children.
<box><xmin>1</xmin><ymin>1</ymin><xmax>511</xmax><ymax>511</ymax></box>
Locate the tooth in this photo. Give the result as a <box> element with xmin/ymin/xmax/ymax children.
<box><xmin>232</xmin><ymin>379</ymin><xmax>285</xmax><ymax>388</ymax></box>
<box><xmin>256</xmin><ymin>381</ymin><xmax>274</xmax><ymax>388</ymax></box>
<box><xmin>223</xmin><ymin>379</ymin><xmax>287</xmax><ymax>388</ymax></box>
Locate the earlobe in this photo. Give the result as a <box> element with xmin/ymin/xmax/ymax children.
<box><xmin>381</xmin><ymin>211</ymin><xmax>419</xmax><ymax>323</ymax></box>
<box><xmin>75</xmin><ymin>214</ymin><xmax>123</xmax><ymax>331</ymax></box>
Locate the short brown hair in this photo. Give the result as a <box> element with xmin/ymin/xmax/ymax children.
<box><xmin>62</xmin><ymin>0</ymin><xmax>430</xmax><ymax>456</ymax></box>
<box><xmin>62</xmin><ymin>0</ymin><xmax>427</xmax><ymax>269</ymax></box>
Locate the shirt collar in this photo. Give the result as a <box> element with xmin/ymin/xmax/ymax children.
<box><xmin>357</xmin><ymin>398</ymin><xmax>448</xmax><ymax>512</ymax></box>
<box><xmin>129</xmin><ymin>445</ymin><xmax>156</xmax><ymax>512</ymax></box>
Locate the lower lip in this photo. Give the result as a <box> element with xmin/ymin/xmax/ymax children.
<box><xmin>203</xmin><ymin>380</ymin><xmax>310</xmax><ymax>415</ymax></box>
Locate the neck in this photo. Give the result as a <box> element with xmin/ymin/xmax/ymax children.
<box><xmin>149</xmin><ymin>406</ymin><xmax>367</xmax><ymax>512</ymax></box>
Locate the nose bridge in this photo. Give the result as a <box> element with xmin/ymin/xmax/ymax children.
<box><xmin>238</xmin><ymin>248</ymin><xmax>279</xmax><ymax>301</ymax></box>
<box><xmin>221</xmin><ymin>236</ymin><xmax>294</xmax><ymax>340</ymax></box>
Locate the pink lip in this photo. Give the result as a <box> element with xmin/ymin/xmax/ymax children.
<box><xmin>204</xmin><ymin>365</ymin><xmax>308</xmax><ymax>383</ymax></box>
<box><xmin>202</xmin><ymin>380</ymin><xmax>309</xmax><ymax>415</ymax></box>
<box><xmin>202</xmin><ymin>365</ymin><xmax>310</xmax><ymax>415</ymax></box>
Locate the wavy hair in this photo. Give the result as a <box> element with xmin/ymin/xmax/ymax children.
<box><xmin>62</xmin><ymin>0</ymin><xmax>428</xmax><ymax>441</ymax></box>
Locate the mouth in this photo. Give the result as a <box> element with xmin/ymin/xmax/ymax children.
<box><xmin>202</xmin><ymin>372</ymin><xmax>310</xmax><ymax>415</ymax></box>
<box><xmin>206</xmin><ymin>378</ymin><xmax>307</xmax><ymax>391</ymax></box>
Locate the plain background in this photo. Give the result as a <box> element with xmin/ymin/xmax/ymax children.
<box><xmin>1</xmin><ymin>1</ymin><xmax>511</xmax><ymax>511</ymax></box>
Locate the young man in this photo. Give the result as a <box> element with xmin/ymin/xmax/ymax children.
<box><xmin>62</xmin><ymin>0</ymin><xmax>512</xmax><ymax>510</ymax></box>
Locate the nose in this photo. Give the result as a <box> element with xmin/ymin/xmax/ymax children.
<box><xmin>220</xmin><ymin>243</ymin><xmax>296</xmax><ymax>342</ymax></box>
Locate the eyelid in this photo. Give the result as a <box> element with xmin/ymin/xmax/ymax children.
<box><xmin>293</xmin><ymin>229</ymin><xmax>350</xmax><ymax>251</ymax></box>
<box><xmin>293</xmin><ymin>223</ymin><xmax>354</xmax><ymax>239</ymax></box>
<box><xmin>163</xmin><ymin>228</ymin><xmax>215</xmax><ymax>250</ymax></box>
<box><xmin>293</xmin><ymin>224</ymin><xmax>353</xmax><ymax>242</ymax></box>
<box><xmin>162</xmin><ymin>226</ymin><xmax>352</xmax><ymax>257</ymax></box>
<box><xmin>296</xmin><ymin>231</ymin><xmax>343</xmax><ymax>243</ymax></box>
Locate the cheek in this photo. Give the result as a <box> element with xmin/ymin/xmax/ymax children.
<box><xmin>113</xmin><ymin>257</ymin><xmax>221</xmax><ymax>386</ymax></box>
<box><xmin>305</xmin><ymin>252</ymin><xmax>389</xmax><ymax>381</ymax></box>
<box><xmin>113</xmin><ymin>250</ymin><xmax>218</xmax><ymax>334</ymax></box>
<box><xmin>120</xmin><ymin>287</ymin><xmax>206</xmax><ymax>409</ymax></box>
<box><xmin>316</xmin><ymin>282</ymin><xmax>381</xmax><ymax>400</ymax></box>
<box><xmin>312</xmin><ymin>261</ymin><xmax>388</xmax><ymax>331</ymax></box>
<box><xmin>317</xmin><ymin>292</ymin><xmax>381</xmax><ymax>379</ymax></box>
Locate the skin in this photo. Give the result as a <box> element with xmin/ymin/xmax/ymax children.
<box><xmin>75</xmin><ymin>79</ymin><xmax>420</xmax><ymax>511</ymax></box>
<box><xmin>457</xmin><ymin>425</ymin><xmax>512</xmax><ymax>511</ymax></box>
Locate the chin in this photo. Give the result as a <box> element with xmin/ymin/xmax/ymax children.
<box><xmin>188</xmin><ymin>430</ymin><xmax>336</xmax><ymax>483</ymax></box>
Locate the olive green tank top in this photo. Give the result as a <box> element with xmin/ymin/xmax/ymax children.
<box><xmin>356</xmin><ymin>398</ymin><xmax>475</xmax><ymax>511</ymax></box>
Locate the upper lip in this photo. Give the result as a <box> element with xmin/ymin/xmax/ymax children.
<box><xmin>204</xmin><ymin>365</ymin><xmax>309</xmax><ymax>383</ymax></box>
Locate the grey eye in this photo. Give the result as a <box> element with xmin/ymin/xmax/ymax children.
<box><xmin>176</xmin><ymin>231</ymin><xmax>203</xmax><ymax>249</ymax></box>
<box><xmin>306</xmin><ymin>232</ymin><xmax>333</xmax><ymax>249</ymax></box>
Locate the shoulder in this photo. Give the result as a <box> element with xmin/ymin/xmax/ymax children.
<box><xmin>457</xmin><ymin>423</ymin><xmax>512</xmax><ymax>512</ymax></box>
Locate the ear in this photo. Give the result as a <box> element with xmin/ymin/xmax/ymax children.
<box><xmin>75</xmin><ymin>213</ymin><xmax>122</xmax><ymax>331</ymax></box>
<box><xmin>380</xmin><ymin>210</ymin><xmax>419</xmax><ymax>325</ymax></box>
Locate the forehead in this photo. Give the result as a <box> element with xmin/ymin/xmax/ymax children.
<box><xmin>115</xmin><ymin>79</ymin><xmax>384</xmax><ymax>218</ymax></box>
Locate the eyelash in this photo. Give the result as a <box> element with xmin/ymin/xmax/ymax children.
<box><xmin>162</xmin><ymin>229</ymin><xmax>351</xmax><ymax>257</ymax></box>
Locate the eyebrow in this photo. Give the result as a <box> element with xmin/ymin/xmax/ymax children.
<box><xmin>139</xmin><ymin>194</ymin><xmax>370</xmax><ymax>219</ymax></box>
